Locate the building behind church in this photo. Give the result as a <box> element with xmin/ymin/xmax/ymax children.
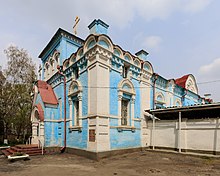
<box><xmin>31</xmin><ymin>19</ymin><xmax>211</xmax><ymax>156</ymax></box>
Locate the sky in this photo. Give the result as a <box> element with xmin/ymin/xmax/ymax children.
<box><xmin>0</xmin><ymin>0</ymin><xmax>220</xmax><ymax>101</ymax></box>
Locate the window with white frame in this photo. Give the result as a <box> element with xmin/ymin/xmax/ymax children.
<box><xmin>118</xmin><ymin>79</ymin><xmax>135</xmax><ymax>126</ymax></box>
<box><xmin>74</xmin><ymin>99</ymin><xmax>79</xmax><ymax>126</ymax></box>
<box><xmin>68</xmin><ymin>80</ymin><xmax>82</xmax><ymax>127</ymax></box>
<box><xmin>121</xmin><ymin>98</ymin><xmax>129</xmax><ymax>125</ymax></box>
<box><xmin>122</xmin><ymin>64</ymin><xmax>130</xmax><ymax>78</ymax></box>
<box><xmin>155</xmin><ymin>93</ymin><xmax>166</xmax><ymax>109</ymax></box>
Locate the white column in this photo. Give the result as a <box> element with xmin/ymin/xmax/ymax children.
<box><xmin>118</xmin><ymin>93</ymin><xmax>122</xmax><ymax>125</ymax></box>
<box><xmin>131</xmin><ymin>96</ymin><xmax>135</xmax><ymax>126</ymax></box>
<box><xmin>152</xmin><ymin>117</ymin><xmax>155</xmax><ymax>150</ymax></box>
<box><xmin>69</xmin><ymin>98</ymin><xmax>73</xmax><ymax>127</ymax></box>
<box><xmin>78</xmin><ymin>93</ymin><xmax>82</xmax><ymax>126</ymax></box>
<box><xmin>178</xmin><ymin>111</ymin><xmax>182</xmax><ymax>153</ymax></box>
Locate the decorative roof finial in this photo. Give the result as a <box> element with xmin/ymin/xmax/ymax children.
<box><xmin>73</xmin><ymin>16</ymin><xmax>80</xmax><ymax>35</ymax></box>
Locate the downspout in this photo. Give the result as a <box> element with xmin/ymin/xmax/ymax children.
<box><xmin>152</xmin><ymin>73</ymin><xmax>158</xmax><ymax>110</ymax></box>
<box><xmin>57</xmin><ymin>65</ymin><xmax>67</xmax><ymax>153</ymax></box>
<box><xmin>181</xmin><ymin>89</ymin><xmax>187</xmax><ymax>106</ymax></box>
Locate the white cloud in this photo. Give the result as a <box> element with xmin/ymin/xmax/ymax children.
<box><xmin>197</xmin><ymin>58</ymin><xmax>220</xmax><ymax>102</ymax></box>
<box><xmin>199</xmin><ymin>58</ymin><xmax>220</xmax><ymax>79</ymax></box>
<box><xmin>0</xmin><ymin>0</ymin><xmax>212</xmax><ymax>31</ymax></box>
<box><xmin>183</xmin><ymin>0</ymin><xmax>212</xmax><ymax>13</ymax></box>
<box><xmin>0</xmin><ymin>0</ymin><xmax>213</xmax><ymax>69</ymax></box>
<box><xmin>142</xmin><ymin>36</ymin><xmax>162</xmax><ymax>50</ymax></box>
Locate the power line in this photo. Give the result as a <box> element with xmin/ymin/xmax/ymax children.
<box><xmin>197</xmin><ymin>79</ymin><xmax>220</xmax><ymax>85</ymax></box>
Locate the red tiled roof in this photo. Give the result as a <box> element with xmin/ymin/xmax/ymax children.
<box><xmin>37</xmin><ymin>80</ymin><xmax>58</xmax><ymax>105</ymax></box>
<box><xmin>35</xmin><ymin>103</ymin><xmax>44</xmax><ymax>121</ymax></box>
<box><xmin>175</xmin><ymin>75</ymin><xmax>190</xmax><ymax>89</ymax></box>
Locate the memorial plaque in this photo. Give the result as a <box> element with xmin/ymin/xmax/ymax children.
<box><xmin>89</xmin><ymin>129</ymin><xmax>95</xmax><ymax>142</ymax></box>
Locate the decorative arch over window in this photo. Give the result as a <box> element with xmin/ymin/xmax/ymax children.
<box><xmin>68</xmin><ymin>80</ymin><xmax>83</xmax><ymax>97</ymax></box>
<box><xmin>114</xmin><ymin>49</ymin><xmax>121</xmax><ymax>57</ymax></box>
<box><xmin>70</xmin><ymin>54</ymin><xmax>76</xmax><ymax>63</ymax></box>
<box><xmin>45</xmin><ymin>62</ymin><xmax>49</xmax><ymax>70</ymax></box>
<box><xmin>88</xmin><ymin>40</ymin><xmax>95</xmax><ymax>49</ymax></box>
<box><xmin>98</xmin><ymin>40</ymin><xmax>109</xmax><ymax>49</ymax></box>
<box><xmin>186</xmin><ymin>75</ymin><xmax>198</xmax><ymax>94</ymax></box>
<box><xmin>118</xmin><ymin>79</ymin><xmax>135</xmax><ymax>126</ymax></box>
<box><xmin>78</xmin><ymin>48</ymin><xmax>83</xmax><ymax>57</ymax></box>
<box><xmin>124</xmin><ymin>53</ymin><xmax>133</xmax><ymax>63</ymax></box>
<box><xmin>134</xmin><ymin>59</ymin><xmax>141</xmax><ymax>67</ymax></box>
<box><xmin>49</xmin><ymin>57</ymin><xmax>55</xmax><ymax>73</ymax></box>
<box><xmin>155</xmin><ymin>92</ymin><xmax>166</xmax><ymax>109</ymax></box>
<box><xmin>114</xmin><ymin>46</ymin><xmax>123</xmax><ymax>58</ymax></box>
<box><xmin>76</xmin><ymin>47</ymin><xmax>84</xmax><ymax>61</ymax></box>
<box><xmin>84</xmin><ymin>35</ymin><xmax>97</xmax><ymax>53</ymax></box>
<box><xmin>143</xmin><ymin>61</ymin><xmax>153</xmax><ymax>73</ymax></box>
<box><xmin>31</xmin><ymin>104</ymin><xmax>44</xmax><ymax>122</ymax></box>
<box><xmin>31</xmin><ymin>104</ymin><xmax>45</xmax><ymax>144</ymax></box>
<box><xmin>98</xmin><ymin>36</ymin><xmax>113</xmax><ymax>51</ymax></box>
<box><xmin>68</xmin><ymin>80</ymin><xmax>83</xmax><ymax>128</ymax></box>
<box><xmin>53</xmin><ymin>50</ymin><xmax>60</xmax><ymax>63</ymax></box>
<box><xmin>118</xmin><ymin>79</ymin><xmax>135</xmax><ymax>95</ymax></box>
<box><xmin>44</xmin><ymin>62</ymin><xmax>50</xmax><ymax>79</ymax></box>
<box><xmin>174</xmin><ymin>99</ymin><xmax>182</xmax><ymax>107</ymax></box>
<box><xmin>63</xmin><ymin>59</ymin><xmax>70</xmax><ymax>70</ymax></box>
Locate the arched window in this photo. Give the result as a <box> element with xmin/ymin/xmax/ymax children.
<box><xmin>122</xmin><ymin>63</ymin><xmax>130</xmax><ymax>78</ymax></box>
<box><xmin>88</xmin><ymin>40</ymin><xmax>96</xmax><ymax>49</ymax></box>
<box><xmin>114</xmin><ymin>49</ymin><xmax>121</xmax><ymax>57</ymax></box>
<box><xmin>98</xmin><ymin>40</ymin><xmax>109</xmax><ymax>49</ymax></box>
<box><xmin>68</xmin><ymin>80</ymin><xmax>83</xmax><ymax>128</ymax></box>
<box><xmin>155</xmin><ymin>92</ymin><xmax>165</xmax><ymax>109</ymax></box>
<box><xmin>44</xmin><ymin>62</ymin><xmax>50</xmax><ymax>79</ymax></box>
<box><xmin>53</xmin><ymin>50</ymin><xmax>60</xmax><ymax>70</ymax></box>
<box><xmin>50</xmin><ymin>58</ymin><xmax>55</xmax><ymax>74</ymax></box>
<box><xmin>118</xmin><ymin>79</ymin><xmax>135</xmax><ymax>126</ymax></box>
<box><xmin>174</xmin><ymin>99</ymin><xmax>182</xmax><ymax>107</ymax></box>
<box><xmin>143</xmin><ymin>62</ymin><xmax>153</xmax><ymax>73</ymax></box>
<box><xmin>134</xmin><ymin>59</ymin><xmax>141</xmax><ymax>67</ymax></box>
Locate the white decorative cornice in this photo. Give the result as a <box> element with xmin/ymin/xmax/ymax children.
<box><xmin>85</xmin><ymin>45</ymin><xmax>112</xmax><ymax>61</ymax></box>
<box><xmin>140</xmin><ymin>70</ymin><xmax>152</xmax><ymax>81</ymax></box>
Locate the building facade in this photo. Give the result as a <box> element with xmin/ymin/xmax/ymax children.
<box><xmin>31</xmin><ymin>19</ymin><xmax>208</xmax><ymax>154</ymax></box>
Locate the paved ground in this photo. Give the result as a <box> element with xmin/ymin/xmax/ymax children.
<box><xmin>0</xmin><ymin>150</ymin><xmax>220</xmax><ymax>176</ymax></box>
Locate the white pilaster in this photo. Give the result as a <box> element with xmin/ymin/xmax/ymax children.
<box><xmin>118</xmin><ymin>93</ymin><xmax>122</xmax><ymax>125</ymax></box>
<box><xmin>131</xmin><ymin>96</ymin><xmax>135</xmax><ymax>126</ymax></box>
<box><xmin>68</xmin><ymin>98</ymin><xmax>72</xmax><ymax>127</ymax></box>
<box><xmin>78</xmin><ymin>93</ymin><xmax>82</xmax><ymax>126</ymax></box>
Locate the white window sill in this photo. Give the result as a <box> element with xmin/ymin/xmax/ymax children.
<box><xmin>69</xmin><ymin>126</ymin><xmax>82</xmax><ymax>132</ymax></box>
<box><xmin>111</xmin><ymin>126</ymin><xmax>136</xmax><ymax>132</ymax></box>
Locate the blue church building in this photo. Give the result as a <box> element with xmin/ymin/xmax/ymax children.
<box><xmin>31</xmin><ymin>19</ymin><xmax>209</xmax><ymax>156</ymax></box>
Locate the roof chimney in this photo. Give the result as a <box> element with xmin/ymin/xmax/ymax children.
<box><xmin>135</xmin><ymin>50</ymin><xmax>149</xmax><ymax>61</ymax></box>
<box><xmin>88</xmin><ymin>19</ymin><xmax>109</xmax><ymax>35</ymax></box>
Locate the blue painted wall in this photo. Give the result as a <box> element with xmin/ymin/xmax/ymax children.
<box><xmin>131</xmin><ymin>78</ymin><xmax>141</xmax><ymax>118</ymax></box>
<box><xmin>66</xmin><ymin>119</ymin><xmax>88</xmax><ymax>149</ymax></box>
<box><xmin>80</xmin><ymin>71</ymin><xmax>88</xmax><ymax>116</ymax></box>
<box><xmin>110</xmin><ymin>128</ymin><xmax>141</xmax><ymax>149</ymax></box>
<box><xmin>109</xmin><ymin>70</ymin><xmax>120</xmax><ymax>115</ymax></box>
<box><xmin>109</xmin><ymin>63</ymin><xmax>142</xmax><ymax>150</ymax></box>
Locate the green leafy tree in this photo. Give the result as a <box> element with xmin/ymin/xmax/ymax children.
<box><xmin>0</xmin><ymin>45</ymin><xmax>36</xmax><ymax>144</ymax></box>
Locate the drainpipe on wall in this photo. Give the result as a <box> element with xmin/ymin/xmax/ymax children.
<box><xmin>57</xmin><ymin>65</ymin><xmax>67</xmax><ymax>153</ymax></box>
<box><xmin>152</xmin><ymin>73</ymin><xmax>159</xmax><ymax>110</ymax></box>
<box><xmin>181</xmin><ymin>89</ymin><xmax>187</xmax><ymax>106</ymax></box>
